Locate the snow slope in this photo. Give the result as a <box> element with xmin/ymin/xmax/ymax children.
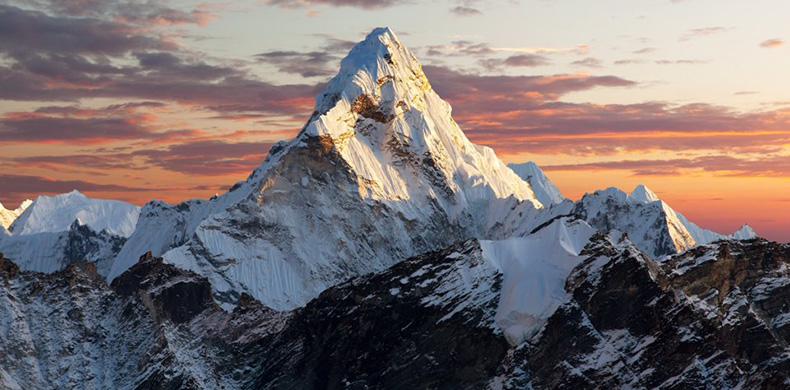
<box><xmin>10</xmin><ymin>190</ymin><xmax>139</xmax><ymax>237</ymax></box>
<box><xmin>109</xmin><ymin>27</ymin><xmax>546</xmax><ymax>310</ymax></box>
<box><xmin>0</xmin><ymin>191</ymin><xmax>139</xmax><ymax>276</ymax></box>
<box><xmin>508</xmin><ymin>161</ymin><xmax>565</xmax><ymax>205</ymax></box>
<box><xmin>481</xmin><ymin>218</ymin><xmax>596</xmax><ymax>344</ymax></box>
<box><xmin>0</xmin><ymin>200</ymin><xmax>31</xmax><ymax>229</ymax></box>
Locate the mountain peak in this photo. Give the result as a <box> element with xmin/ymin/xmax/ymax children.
<box><xmin>303</xmin><ymin>27</ymin><xmax>431</xmax><ymax>139</ymax></box>
<box><xmin>628</xmin><ymin>184</ymin><xmax>660</xmax><ymax>204</ymax></box>
<box><xmin>508</xmin><ymin>161</ymin><xmax>566</xmax><ymax>205</ymax></box>
<box><xmin>9</xmin><ymin>191</ymin><xmax>140</xmax><ymax>237</ymax></box>
<box><xmin>66</xmin><ymin>189</ymin><xmax>85</xmax><ymax>197</ymax></box>
<box><xmin>732</xmin><ymin>224</ymin><xmax>757</xmax><ymax>240</ymax></box>
<box><xmin>0</xmin><ymin>199</ymin><xmax>32</xmax><ymax>229</ymax></box>
<box><xmin>341</xmin><ymin>27</ymin><xmax>409</xmax><ymax>74</ymax></box>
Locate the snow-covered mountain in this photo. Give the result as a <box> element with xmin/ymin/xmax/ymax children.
<box><xmin>0</xmin><ymin>199</ymin><xmax>31</xmax><ymax>230</ymax></box>
<box><xmin>108</xmin><ymin>27</ymin><xmax>548</xmax><ymax>310</ymax></box>
<box><xmin>0</xmin><ymin>26</ymin><xmax>783</xmax><ymax>389</ymax></box>
<box><xmin>508</xmin><ymin>161</ymin><xmax>565</xmax><ymax>205</ymax></box>
<box><xmin>9</xmin><ymin>190</ymin><xmax>139</xmax><ymax>237</ymax></box>
<box><xmin>572</xmin><ymin>184</ymin><xmax>756</xmax><ymax>258</ymax></box>
<box><xmin>0</xmin><ymin>191</ymin><xmax>140</xmax><ymax>275</ymax></box>
<box><xmin>2</xmin><ymin>225</ymin><xmax>786</xmax><ymax>389</ymax></box>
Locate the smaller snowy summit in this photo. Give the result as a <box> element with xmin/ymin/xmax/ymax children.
<box><xmin>508</xmin><ymin>162</ymin><xmax>566</xmax><ymax>205</ymax></box>
<box><xmin>0</xmin><ymin>199</ymin><xmax>32</xmax><ymax>229</ymax></box>
<box><xmin>627</xmin><ymin>184</ymin><xmax>661</xmax><ymax>204</ymax></box>
<box><xmin>9</xmin><ymin>190</ymin><xmax>140</xmax><ymax>237</ymax></box>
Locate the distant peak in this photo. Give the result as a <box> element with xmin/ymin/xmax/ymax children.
<box><xmin>628</xmin><ymin>184</ymin><xmax>660</xmax><ymax>204</ymax></box>
<box><xmin>732</xmin><ymin>223</ymin><xmax>757</xmax><ymax>240</ymax></box>
<box><xmin>507</xmin><ymin>161</ymin><xmax>566</xmax><ymax>205</ymax></box>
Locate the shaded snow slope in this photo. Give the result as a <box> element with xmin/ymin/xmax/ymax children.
<box><xmin>481</xmin><ymin>218</ymin><xmax>596</xmax><ymax>345</ymax></box>
<box><xmin>0</xmin><ymin>221</ymin><xmax>126</xmax><ymax>276</ymax></box>
<box><xmin>109</xmin><ymin>28</ymin><xmax>546</xmax><ymax>310</ymax></box>
<box><xmin>508</xmin><ymin>161</ymin><xmax>565</xmax><ymax>205</ymax></box>
<box><xmin>10</xmin><ymin>190</ymin><xmax>139</xmax><ymax>238</ymax></box>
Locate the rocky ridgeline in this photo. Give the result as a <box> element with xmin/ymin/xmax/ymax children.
<box><xmin>1</xmin><ymin>234</ymin><xmax>788</xmax><ymax>389</ymax></box>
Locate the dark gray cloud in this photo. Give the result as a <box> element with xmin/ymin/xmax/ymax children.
<box><xmin>0</xmin><ymin>5</ymin><xmax>174</xmax><ymax>56</ymax></box>
<box><xmin>633</xmin><ymin>47</ymin><xmax>656</xmax><ymax>54</ymax></box>
<box><xmin>450</xmin><ymin>6</ymin><xmax>482</xmax><ymax>16</ymax></box>
<box><xmin>132</xmin><ymin>140</ymin><xmax>275</xmax><ymax>176</ymax></box>
<box><xmin>570</xmin><ymin>57</ymin><xmax>603</xmax><ymax>68</ymax></box>
<box><xmin>425</xmin><ymin>40</ymin><xmax>495</xmax><ymax>57</ymax></box>
<box><xmin>614</xmin><ymin>59</ymin><xmax>647</xmax><ymax>65</ymax></box>
<box><xmin>423</xmin><ymin>65</ymin><xmax>636</xmax><ymax>102</ymax></box>
<box><xmin>0</xmin><ymin>103</ymin><xmax>200</xmax><ymax>144</ymax></box>
<box><xmin>0</xmin><ymin>173</ymin><xmax>150</xmax><ymax>206</ymax></box>
<box><xmin>18</xmin><ymin>0</ymin><xmax>216</xmax><ymax>26</ymax></box>
<box><xmin>264</xmin><ymin>0</ymin><xmax>399</xmax><ymax>10</ymax></box>
<box><xmin>480</xmin><ymin>54</ymin><xmax>551</xmax><ymax>70</ymax></box>
<box><xmin>654</xmin><ymin>59</ymin><xmax>709</xmax><ymax>65</ymax></box>
<box><xmin>255</xmin><ymin>35</ymin><xmax>356</xmax><ymax>78</ymax></box>
<box><xmin>541</xmin><ymin>155</ymin><xmax>790</xmax><ymax>178</ymax></box>
<box><xmin>255</xmin><ymin>51</ymin><xmax>339</xmax><ymax>78</ymax></box>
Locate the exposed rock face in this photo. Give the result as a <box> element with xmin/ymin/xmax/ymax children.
<box><xmin>0</xmin><ymin>252</ymin><xmax>19</xmax><ymax>281</ymax></box>
<box><xmin>493</xmin><ymin>236</ymin><xmax>790</xmax><ymax>389</ymax></box>
<box><xmin>0</xmin><ymin>253</ymin><xmax>286</xmax><ymax>389</ymax></box>
<box><xmin>247</xmin><ymin>240</ymin><xmax>510</xmax><ymax>389</ymax></box>
<box><xmin>111</xmin><ymin>252</ymin><xmax>218</xmax><ymax>325</ymax></box>
<box><xmin>2</xmin><ymin>236</ymin><xmax>790</xmax><ymax>389</ymax></box>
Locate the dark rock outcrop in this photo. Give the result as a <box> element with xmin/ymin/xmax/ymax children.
<box><xmin>112</xmin><ymin>252</ymin><xmax>218</xmax><ymax>325</ymax></box>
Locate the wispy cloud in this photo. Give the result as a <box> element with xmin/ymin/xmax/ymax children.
<box><xmin>264</xmin><ymin>0</ymin><xmax>399</xmax><ymax>10</ymax></box>
<box><xmin>571</xmin><ymin>57</ymin><xmax>603</xmax><ymax>68</ymax></box>
<box><xmin>480</xmin><ymin>54</ymin><xmax>551</xmax><ymax>70</ymax></box>
<box><xmin>450</xmin><ymin>6</ymin><xmax>482</xmax><ymax>16</ymax></box>
<box><xmin>680</xmin><ymin>26</ymin><xmax>732</xmax><ymax>41</ymax></box>
<box><xmin>760</xmin><ymin>38</ymin><xmax>785</xmax><ymax>48</ymax></box>
<box><xmin>491</xmin><ymin>44</ymin><xmax>589</xmax><ymax>54</ymax></box>
<box><xmin>541</xmin><ymin>155</ymin><xmax>790</xmax><ymax>178</ymax></box>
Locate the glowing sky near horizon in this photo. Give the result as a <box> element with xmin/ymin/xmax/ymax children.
<box><xmin>0</xmin><ymin>0</ymin><xmax>788</xmax><ymax>241</ymax></box>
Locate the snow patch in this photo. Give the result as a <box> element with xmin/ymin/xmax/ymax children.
<box><xmin>480</xmin><ymin>218</ymin><xmax>596</xmax><ymax>345</ymax></box>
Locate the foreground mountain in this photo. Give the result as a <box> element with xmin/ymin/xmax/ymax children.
<box><xmin>108</xmin><ymin>27</ymin><xmax>548</xmax><ymax>310</ymax></box>
<box><xmin>2</xmin><ymin>225</ymin><xmax>787</xmax><ymax>389</ymax></box>
<box><xmin>0</xmin><ymin>191</ymin><xmax>139</xmax><ymax>275</ymax></box>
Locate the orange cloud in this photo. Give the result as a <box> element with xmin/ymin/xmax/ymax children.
<box><xmin>760</xmin><ymin>39</ymin><xmax>785</xmax><ymax>48</ymax></box>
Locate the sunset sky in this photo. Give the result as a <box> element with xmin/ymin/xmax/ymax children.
<box><xmin>1</xmin><ymin>0</ymin><xmax>788</xmax><ymax>241</ymax></box>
